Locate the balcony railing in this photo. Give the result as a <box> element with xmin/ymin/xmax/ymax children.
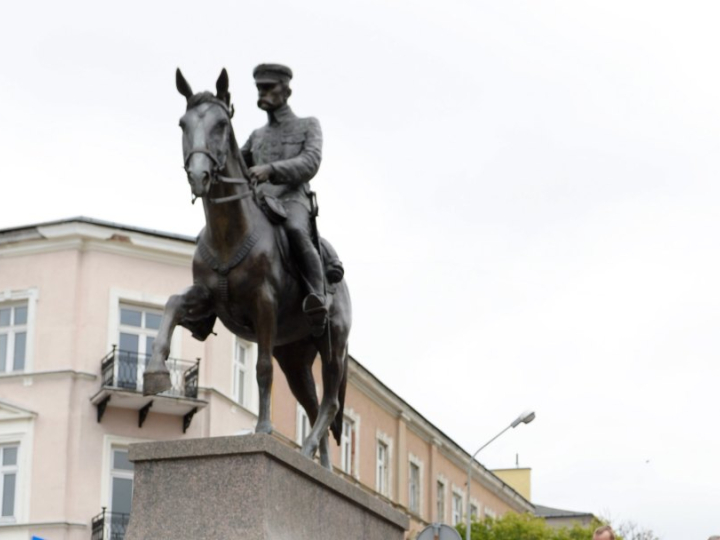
<box><xmin>100</xmin><ymin>346</ymin><xmax>199</xmax><ymax>399</ymax></box>
<box><xmin>92</xmin><ymin>508</ymin><xmax>130</xmax><ymax>540</ymax></box>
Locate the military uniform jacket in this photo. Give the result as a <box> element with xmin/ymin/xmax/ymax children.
<box><xmin>240</xmin><ymin>104</ymin><xmax>322</xmax><ymax>211</ymax></box>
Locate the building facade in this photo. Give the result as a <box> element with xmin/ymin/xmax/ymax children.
<box><xmin>0</xmin><ymin>218</ymin><xmax>532</xmax><ymax>540</ymax></box>
<box><xmin>533</xmin><ymin>505</ymin><xmax>597</xmax><ymax>529</ymax></box>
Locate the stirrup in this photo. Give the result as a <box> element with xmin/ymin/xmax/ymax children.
<box><xmin>303</xmin><ymin>294</ymin><xmax>328</xmax><ymax>337</ymax></box>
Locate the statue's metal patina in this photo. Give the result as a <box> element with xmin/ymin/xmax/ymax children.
<box><xmin>142</xmin><ymin>67</ymin><xmax>352</xmax><ymax>469</ymax></box>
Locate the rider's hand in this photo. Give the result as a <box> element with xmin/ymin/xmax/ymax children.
<box><xmin>249</xmin><ymin>164</ymin><xmax>273</xmax><ymax>183</ymax></box>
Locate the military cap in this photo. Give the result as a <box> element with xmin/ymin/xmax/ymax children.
<box><xmin>253</xmin><ymin>63</ymin><xmax>293</xmax><ymax>84</ymax></box>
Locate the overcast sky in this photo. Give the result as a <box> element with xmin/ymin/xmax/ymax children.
<box><xmin>2</xmin><ymin>1</ymin><xmax>719</xmax><ymax>538</ymax></box>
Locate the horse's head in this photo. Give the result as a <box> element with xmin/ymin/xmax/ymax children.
<box><xmin>176</xmin><ymin>68</ymin><xmax>235</xmax><ymax>200</ymax></box>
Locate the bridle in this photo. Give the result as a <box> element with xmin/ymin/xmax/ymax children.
<box><xmin>182</xmin><ymin>96</ymin><xmax>254</xmax><ymax>205</ymax></box>
<box><xmin>182</xmin><ymin>95</ymin><xmax>264</xmax><ymax>301</ymax></box>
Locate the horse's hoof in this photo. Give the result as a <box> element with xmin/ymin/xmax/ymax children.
<box><xmin>143</xmin><ymin>371</ymin><xmax>171</xmax><ymax>396</ymax></box>
<box><xmin>255</xmin><ymin>422</ymin><xmax>273</xmax><ymax>435</ymax></box>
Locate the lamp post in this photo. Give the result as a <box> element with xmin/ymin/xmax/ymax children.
<box><xmin>465</xmin><ymin>410</ymin><xmax>535</xmax><ymax>540</ymax></box>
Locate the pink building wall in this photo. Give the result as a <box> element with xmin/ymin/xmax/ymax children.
<box><xmin>0</xmin><ymin>219</ymin><xmax>532</xmax><ymax>540</ymax></box>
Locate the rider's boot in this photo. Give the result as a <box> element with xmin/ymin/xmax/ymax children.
<box><xmin>326</xmin><ymin>262</ymin><xmax>344</xmax><ymax>284</ymax></box>
<box><xmin>320</xmin><ymin>237</ymin><xmax>344</xmax><ymax>284</ymax></box>
<box><xmin>303</xmin><ymin>293</ymin><xmax>327</xmax><ymax>337</ymax></box>
<box><xmin>299</xmin><ymin>244</ymin><xmax>328</xmax><ymax>337</ymax></box>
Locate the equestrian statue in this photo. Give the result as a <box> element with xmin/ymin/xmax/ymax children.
<box><xmin>142</xmin><ymin>65</ymin><xmax>352</xmax><ymax>469</ymax></box>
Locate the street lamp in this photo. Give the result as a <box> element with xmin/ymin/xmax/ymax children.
<box><xmin>465</xmin><ymin>410</ymin><xmax>535</xmax><ymax>540</ymax></box>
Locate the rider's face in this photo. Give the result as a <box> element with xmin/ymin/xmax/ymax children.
<box><xmin>257</xmin><ymin>82</ymin><xmax>289</xmax><ymax>111</ymax></box>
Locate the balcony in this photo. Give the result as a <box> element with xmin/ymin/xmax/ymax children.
<box><xmin>92</xmin><ymin>508</ymin><xmax>129</xmax><ymax>540</ymax></box>
<box><xmin>90</xmin><ymin>347</ymin><xmax>207</xmax><ymax>432</ymax></box>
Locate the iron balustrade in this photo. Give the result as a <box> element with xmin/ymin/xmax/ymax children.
<box><xmin>100</xmin><ymin>345</ymin><xmax>200</xmax><ymax>398</ymax></box>
<box><xmin>91</xmin><ymin>508</ymin><xmax>130</xmax><ymax>540</ymax></box>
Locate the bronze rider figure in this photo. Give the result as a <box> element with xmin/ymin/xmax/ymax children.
<box><xmin>241</xmin><ymin>64</ymin><xmax>340</xmax><ymax>335</ymax></box>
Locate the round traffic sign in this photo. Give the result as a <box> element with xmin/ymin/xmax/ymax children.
<box><xmin>417</xmin><ymin>523</ymin><xmax>462</xmax><ymax>540</ymax></box>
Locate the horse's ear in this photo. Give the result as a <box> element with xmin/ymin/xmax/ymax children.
<box><xmin>176</xmin><ymin>68</ymin><xmax>193</xmax><ymax>101</ymax></box>
<box><xmin>216</xmin><ymin>68</ymin><xmax>230</xmax><ymax>106</ymax></box>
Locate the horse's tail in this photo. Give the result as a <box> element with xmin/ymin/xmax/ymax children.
<box><xmin>330</xmin><ymin>344</ymin><xmax>349</xmax><ymax>446</ymax></box>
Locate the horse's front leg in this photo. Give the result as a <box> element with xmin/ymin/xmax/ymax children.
<box><xmin>254</xmin><ymin>286</ymin><xmax>277</xmax><ymax>434</ymax></box>
<box><xmin>144</xmin><ymin>285</ymin><xmax>213</xmax><ymax>396</ymax></box>
<box><xmin>319</xmin><ymin>434</ymin><xmax>331</xmax><ymax>470</ymax></box>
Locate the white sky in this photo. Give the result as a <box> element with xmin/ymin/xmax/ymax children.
<box><xmin>2</xmin><ymin>1</ymin><xmax>719</xmax><ymax>538</ymax></box>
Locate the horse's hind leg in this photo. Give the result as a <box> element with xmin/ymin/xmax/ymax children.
<box><xmin>144</xmin><ymin>285</ymin><xmax>213</xmax><ymax>396</ymax></box>
<box><xmin>274</xmin><ymin>340</ymin><xmax>331</xmax><ymax>469</ymax></box>
<box><xmin>302</xmin><ymin>313</ymin><xmax>350</xmax><ymax>461</ymax></box>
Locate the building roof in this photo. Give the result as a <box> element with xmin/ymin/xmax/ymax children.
<box><xmin>534</xmin><ymin>504</ymin><xmax>595</xmax><ymax>519</ymax></box>
<box><xmin>350</xmin><ymin>355</ymin><xmax>534</xmax><ymax>511</ymax></box>
<box><xmin>0</xmin><ymin>216</ymin><xmax>196</xmax><ymax>244</ymax></box>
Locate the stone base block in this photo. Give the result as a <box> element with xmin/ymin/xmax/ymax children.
<box><xmin>125</xmin><ymin>434</ymin><xmax>408</xmax><ymax>540</ymax></box>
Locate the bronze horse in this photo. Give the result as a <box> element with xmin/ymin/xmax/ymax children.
<box><xmin>143</xmin><ymin>68</ymin><xmax>352</xmax><ymax>468</ymax></box>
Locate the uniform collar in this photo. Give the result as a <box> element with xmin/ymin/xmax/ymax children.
<box><xmin>267</xmin><ymin>103</ymin><xmax>295</xmax><ymax>125</ymax></box>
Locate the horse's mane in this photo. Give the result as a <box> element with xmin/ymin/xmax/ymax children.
<box><xmin>186</xmin><ymin>91</ymin><xmax>232</xmax><ymax>115</ymax></box>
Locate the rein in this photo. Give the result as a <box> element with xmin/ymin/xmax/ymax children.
<box><xmin>209</xmin><ymin>175</ymin><xmax>254</xmax><ymax>204</ymax></box>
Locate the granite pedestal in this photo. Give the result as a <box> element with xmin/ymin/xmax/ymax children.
<box><xmin>125</xmin><ymin>434</ymin><xmax>409</xmax><ymax>540</ymax></box>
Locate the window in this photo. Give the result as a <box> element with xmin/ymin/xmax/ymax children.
<box><xmin>452</xmin><ymin>492</ymin><xmax>463</xmax><ymax>525</ymax></box>
<box><xmin>231</xmin><ymin>338</ymin><xmax>258</xmax><ymax>412</ymax></box>
<box><xmin>470</xmin><ymin>503</ymin><xmax>479</xmax><ymax>521</ymax></box>
<box><xmin>233</xmin><ymin>340</ymin><xmax>249</xmax><ymax>406</ymax></box>
<box><xmin>376</xmin><ymin>440</ymin><xmax>389</xmax><ymax>496</ymax></box>
<box><xmin>340</xmin><ymin>416</ymin><xmax>357</xmax><ymax>476</ymax></box>
<box><xmin>485</xmin><ymin>506</ymin><xmax>497</xmax><ymax>519</ymax></box>
<box><xmin>408</xmin><ymin>462</ymin><xmax>420</xmax><ymax>514</ymax></box>
<box><xmin>0</xmin><ymin>445</ymin><xmax>18</xmax><ymax>520</ymax></box>
<box><xmin>436</xmin><ymin>480</ymin><xmax>446</xmax><ymax>522</ymax></box>
<box><xmin>109</xmin><ymin>447</ymin><xmax>134</xmax><ymax>538</ymax></box>
<box><xmin>101</xmin><ymin>436</ymin><xmax>143</xmax><ymax>539</ymax></box>
<box><xmin>0</xmin><ymin>401</ymin><xmax>34</xmax><ymax>524</ymax></box>
<box><xmin>117</xmin><ymin>305</ymin><xmax>161</xmax><ymax>390</ymax></box>
<box><xmin>296</xmin><ymin>405</ymin><xmax>311</xmax><ymax>446</ymax></box>
<box><xmin>0</xmin><ymin>303</ymin><xmax>27</xmax><ymax>373</ymax></box>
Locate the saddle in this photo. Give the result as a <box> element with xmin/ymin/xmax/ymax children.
<box><xmin>258</xmin><ymin>193</ymin><xmax>288</xmax><ymax>225</ymax></box>
<box><xmin>258</xmin><ymin>192</ymin><xmax>345</xmax><ymax>287</ymax></box>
